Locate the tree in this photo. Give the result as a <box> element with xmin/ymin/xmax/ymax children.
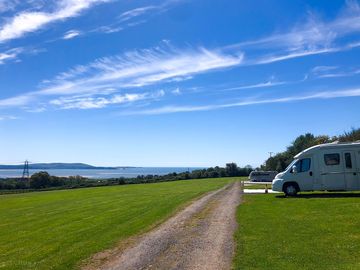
<box><xmin>30</xmin><ymin>171</ymin><xmax>51</xmax><ymax>189</ymax></box>
<box><xmin>225</xmin><ymin>163</ymin><xmax>238</xmax><ymax>177</ymax></box>
<box><xmin>338</xmin><ymin>128</ymin><xmax>360</xmax><ymax>142</ymax></box>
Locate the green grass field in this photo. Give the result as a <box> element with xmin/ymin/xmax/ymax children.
<box><xmin>234</xmin><ymin>193</ymin><xmax>360</xmax><ymax>270</ymax></box>
<box><xmin>0</xmin><ymin>178</ymin><xmax>235</xmax><ymax>270</ymax></box>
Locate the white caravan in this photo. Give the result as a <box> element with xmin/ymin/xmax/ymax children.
<box><xmin>272</xmin><ymin>142</ymin><xmax>360</xmax><ymax>196</ymax></box>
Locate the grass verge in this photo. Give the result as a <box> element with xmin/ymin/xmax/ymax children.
<box><xmin>0</xmin><ymin>177</ymin><xmax>235</xmax><ymax>270</ymax></box>
<box><xmin>234</xmin><ymin>192</ymin><xmax>360</xmax><ymax>270</ymax></box>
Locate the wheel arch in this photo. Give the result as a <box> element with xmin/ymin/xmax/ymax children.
<box><xmin>282</xmin><ymin>181</ymin><xmax>300</xmax><ymax>192</ymax></box>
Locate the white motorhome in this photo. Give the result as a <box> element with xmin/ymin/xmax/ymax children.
<box><xmin>249</xmin><ymin>171</ymin><xmax>277</xmax><ymax>182</ymax></box>
<box><xmin>272</xmin><ymin>142</ymin><xmax>360</xmax><ymax>196</ymax></box>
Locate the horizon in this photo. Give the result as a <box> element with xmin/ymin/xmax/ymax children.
<box><xmin>0</xmin><ymin>162</ymin><xmax>206</xmax><ymax>168</ymax></box>
<box><xmin>1</xmin><ymin>0</ymin><xmax>360</xmax><ymax>167</ymax></box>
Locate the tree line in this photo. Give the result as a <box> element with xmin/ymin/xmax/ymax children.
<box><xmin>0</xmin><ymin>163</ymin><xmax>253</xmax><ymax>192</ymax></box>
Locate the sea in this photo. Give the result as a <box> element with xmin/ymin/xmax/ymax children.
<box><xmin>0</xmin><ymin>167</ymin><xmax>202</xmax><ymax>179</ymax></box>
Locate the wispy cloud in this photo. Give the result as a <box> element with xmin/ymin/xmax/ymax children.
<box><xmin>0</xmin><ymin>0</ymin><xmax>111</xmax><ymax>43</ymax></box>
<box><xmin>222</xmin><ymin>77</ymin><xmax>287</xmax><ymax>92</ymax></box>
<box><xmin>125</xmin><ymin>88</ymin><xmax>360</xmax><ymax>115</ymax></box>
<box><xmin>311</xmin><ymin>65</ymin><xmax>338</xmax><ymax>73</ymax></box>
<box><xmin>0</xmin><ymin>44</ymin><xmax>243</xmax><ymax>110</ymax></box>
<box><xmin>171</xmin><ymin>88</ymin><xmax>182</xmax><ymax>95</ymax></box>
<box><xmin>0</xmin><ymin>115</ymin><xmax>18</xmax><ymax>121</ymax></box>
<box><xmin>38</xmin><ymin>45</ymin><xmax>244</xmax><ymax>96</ymax></box>
<box><xmin>311</xmin><ymin>65</ymin><xmax>360</xmax><ymax>78</ymax></box>
<box><xmin>318</xmin><ymin>70</ymin><xmax>360</xmax><ymax>78</ymax></box>
<box><xmin>251</xmin><ymin>48</ymin><xmax>339</xmax><ymax>65</ymax></box>
<box><xmin>0</xmin><ymin>93</ymin><xmax>34</xmax><ymax>107</ymax></box>
<box><xmin>50</xmin><ymin>90</ymin><xmax>165</xmax><ymax>109</ymax></box>
<box><xmin>63</xmin><ymin>29</ymin><xmax>81</xmax><ymax>40</ymax></box>
<box><xmin>118</xmin><ymin>0</ymin><xmax>183</xmax><ymax>23</ymax></box>
<box><xmin>118</xmin><ymin>6</ymin><xmax>157</xmax><ymax>22</ymax></box>
<box><xmin>0</xmin><ymin>0</ymin><xmax>18</xmax><ymax>13</ymax></box>
<box><xmin>226</xmin><ymin>1</ymin><xmax>360</xmax><ymax>64</ymax></box>
<box><xmin>94</xmin><ymin>0</ymin><xmax>182</xmax><ymax>35</ymax></box>
<box><xmin>0</xmin><ymin>47</ymin><xmax>23</xmax><ymax>64</ymax></box>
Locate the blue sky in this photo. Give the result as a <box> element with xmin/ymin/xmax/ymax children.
<box><xmin>0</xmin><ymin>0</ymin><xmax>360</xmax><ymax>167</ymax></box>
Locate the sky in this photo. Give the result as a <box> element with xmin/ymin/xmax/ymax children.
<box><xmin>0</xmin><ymin>0</ymin><xmax>360</xmax><ymax>167</ymax></box>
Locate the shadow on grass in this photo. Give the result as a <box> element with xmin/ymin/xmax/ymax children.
<box><xmin>276</xmin><ymin>192</ymin><xmax>360</xmax><ymax>199</ymax></box>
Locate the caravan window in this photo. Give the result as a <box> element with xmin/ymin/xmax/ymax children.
<box><xmin>324</xmin><ymin>153</ymin><xmax>340</xmax><ymax>166</ymax></box>
<box><xmin>344</xmin><ymin>153</ymin><xmax>352</xmax><ymax>169</ymax></box>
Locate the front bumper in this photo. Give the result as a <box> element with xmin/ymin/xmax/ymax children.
<box><xmin>272</xmin><ymin>179</ymin><xmax>283</xmax><ymax>192</ymax></box>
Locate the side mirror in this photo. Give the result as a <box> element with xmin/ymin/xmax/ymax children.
<box><xmin>292</xmin><ymin>165</ymin><xmax>297</xmax><ymax>174</ymax></box>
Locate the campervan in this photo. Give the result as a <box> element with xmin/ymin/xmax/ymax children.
<box><xmin>272</xmin><ymin>142</ymin><xmax>360</xmax><ymax>196</ymax></box>
<box><xmin>249</xmin><ymin>171</ymin><xmax>277</xmax><ymax>182</ymax></box>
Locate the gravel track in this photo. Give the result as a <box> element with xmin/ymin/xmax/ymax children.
<box><xmin>84</xmin><ymin>181</ymin><xmax>241</xmax><ymax>270</ymax></box>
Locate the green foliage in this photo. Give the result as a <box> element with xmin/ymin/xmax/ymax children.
<box><xmin>30</xmin><ymin>171</ymin><xmax>52</xmax><ymax>189</ymax></box>
<box><xmin>337</xmin><ymin>127</ymin><xmax>360</xmax><ymax>142</ymax></box>
<box><xmin>0</xmin><ymin>178</ymin><xmax>234</xmax><ymax>270</ymax></box>
<box><xmin>234</xmin><ymin>193</ymin><xmax>360</xmax><ymax>269</ymax></box>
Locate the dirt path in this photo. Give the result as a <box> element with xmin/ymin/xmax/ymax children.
<box><xmin>84</xmin><ymin>181</ymin><xmax>242</xmax><ymax>270</ymax></box>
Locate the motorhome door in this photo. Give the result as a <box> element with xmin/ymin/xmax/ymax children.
<box><xmin>343</xmin><ymin>151</ymin><xmax>359</xmax><ymax>190</ymax></box>
<box><xmin>321</xmin><ymin>152</ymin><xmax>345</xmax><ymax>190</ymax></box>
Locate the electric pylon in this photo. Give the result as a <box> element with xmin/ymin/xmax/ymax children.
<box><xmin>22</xmin><ymin>160</ymin><xmax>30</xmax><ymax>180</ymax></box>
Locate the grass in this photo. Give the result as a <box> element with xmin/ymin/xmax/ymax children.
<box><xmin>0</xmin><ymin>177</ymin><xmax>235</xmax><ymax>270</ymax></box>
<box><xmin>234</xmin><ymin>192</ymin><xmax>360</xmax><ymax>270</ymax></box>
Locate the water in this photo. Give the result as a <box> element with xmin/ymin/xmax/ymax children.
<box><xmin>0</xmin><ymin>167</ymin><xmax>202</xmax><ymax>179</ymax></box>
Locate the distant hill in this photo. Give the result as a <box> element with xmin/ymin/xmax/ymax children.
<box><xmin>0</xmin><ymin>163</ymin><xmax>134</xmax><ymax>170</ymax></box>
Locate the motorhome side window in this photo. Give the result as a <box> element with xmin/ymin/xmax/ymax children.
<box><xmin>344</xmin><ymin>153</ymin><xmax>352</xmax><ymax>168</ymax></box>
<box><xmin>294</xmin><ymin>158</ymin><xmax>311</xmax><ymax>172</ymax></box>
<box><xmin>324</xmin><ymin>153</ymin><xmax>340</xmax><ymax>166</ymax></box>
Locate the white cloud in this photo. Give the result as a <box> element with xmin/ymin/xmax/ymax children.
<box><xmin>0</xmin><ymin>0</ymin><xmax>111</xmax><ymax>43</ymax></box>
<box><xmin>0</xmin><ymin>115</ymin><xmax>18</xmax><ymax>121</ymax></box>
<box><xmin>119</xmin><ymin>6</ymin><xmax>157</xmax><ymax>22</ymax></box>
<box><xmin>311</xmin><ymin>65</ymin><xmax>338</xmax><ymax>73</ymax></box>
<box><xmin>37</xmin><ymin>45</ymin><xmax>243</xmax><ymax>96</ymax></box>
<box><xmin>0</xmin><ymin>47</ymin><xmax>23</xmax><ymax>64</ymax></box>
<box><xmin>171</xmin><ymin>88</ymin><xmax>181</xmax><ymax>95</ymax></box>
<box><xmin>50</xmin><ymin>90</ymin><xmax>165</xmax><ymax>109</ymax></box>
<box><xmin>222</xmin><ymin>79</ymin><xmax>286</xmax><ymax>91</ymax></box>
<box><xmin>0</xmin><ymin>93</ymin><xmax>34</xmax><ymax>107</ymax></box>
<box><xmin>125</xmin><ymin>88</ymin><xmax>360</xmax><ymax>115</ymax></box>
<box><xmin>227</xmin><ymin>1</ymin><xmax>360</xmax><ymax>64</ymax></box>
<box><xmin>0</xmin><ymin>0</ymin><xmax>18</xmax><ymax>13</ymax></box>
<box><xmin>63</xmin><ymin>29</ymin><xmax>81</xmax><ymax>39</ymax></box>
<box><xmin>311</xmin><ymin>65</ymin><xmax>360</xmax><ymax>78</ymax></box>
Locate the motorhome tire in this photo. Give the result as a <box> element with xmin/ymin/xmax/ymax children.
<box><xmin>284</xmin><ymin>183</ymin><xmax>298</xmax><ymax>196</ymax></box>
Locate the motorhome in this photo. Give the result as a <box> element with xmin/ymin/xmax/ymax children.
<box><xmin>272</xmin><ymin>142</ymin><xmax>360</xmax><ymax>196</ymax></box>
<box><xmin>249</xmin><ymin>171</ymin><xmax>277</xmax><ymax>182</ymax></box>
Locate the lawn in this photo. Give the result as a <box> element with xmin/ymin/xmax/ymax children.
<box><xmin>234</xmin><ymin>193</ymin><xmax>360</xmax><ymax>269</ymax></box>
<box><xmin>0</xmin><ymin>178</ymin><xmax>235</xmax><ymax>270</ymax></box>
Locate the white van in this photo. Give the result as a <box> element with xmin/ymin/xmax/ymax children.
<box><xmin>272</xmin><ymin>142</ymin><xmax>360</xmax><ymax>196</ymax></box>
<box><xmin>249</xmin><ymin>171</ymin><xmax>277</xmax><ymax>182</ymax></box>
